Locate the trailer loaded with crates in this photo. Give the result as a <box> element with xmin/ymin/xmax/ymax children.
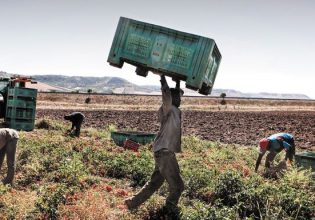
<box><xmin>107</xmin><ymin>17</ymin><xmax>222</xmax><ymax>95</ymax></box>
<box><xmin>0</xmin><ymin>76</ymin><xmax>37</xmax><ymax>131</ymax></box>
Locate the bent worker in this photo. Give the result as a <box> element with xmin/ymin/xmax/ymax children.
<box><xmin>125</xmin><ymin>75</ymin><xmax>184</xmax><ymax>213</ymax></box>
<box><xmin>255</xmin><ymin>133</ymin><xmax>295</xmax><ymax>172</ymax></box>
<box><xmin>64</xmin><ymin>112</ymin><xmax>85</xmax><ymax>137</ymax></box>
<box><xmin>0</xmin><ymin>128</ymin><xmax>19</xmax><ymax>185</ymax></box>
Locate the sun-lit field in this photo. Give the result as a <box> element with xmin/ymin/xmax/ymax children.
<box><xmin>2</xmin><ymin>0</ymin><xmax>315</xmax><ymax>218</ymax></box>
<box><xmin>36</xmin><ymin>93</ymin><xmax>315</xmax><ymax>149</ymax></box>
<box><xmin>1</xmin><ymin>93</ymin><xmax>315</xmax><ymax>219</ymax></box>
<box><xmin>0</xmin><ymin>119</ymin><xmax>314</xmax><ymax>219</ymax></box>
<box><xmin>37</xmin><ymin>93</ymin><xmax>315</xmax><ymax>111</ymax></box>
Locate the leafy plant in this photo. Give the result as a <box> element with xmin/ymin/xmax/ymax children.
<box><xmin>1</xmin><ymin>123</ymin><xmax>313</xmax><ymax>219</ymax></box>
<box><xmin>35</xmin><ymin>183</ymin><xmax>68</xmax><ymax>219</ymax></box>
<box><xmin>214</xmin><ymin>171</ymin><xmax>243</xmax><ymax>206</ymax></box>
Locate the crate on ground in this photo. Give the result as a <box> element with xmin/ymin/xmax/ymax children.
<box><xmin>111</xmin><ymin>131</ymin><xmax>156</xmax><ymax>147</ymax></box>
<box><xmin>107</xmin><ymin>17</ymin><xmax>221</xmax><ymax>95</ymax></box>
<box><xmin>123</xmin><ymin>139</ymin><xmax>140</xmax><ymax>152</ymax></box>
<box><xmin>295</xmin><ymin>151</ymin><xmax>315</xmax><ymax>172</ymax></box>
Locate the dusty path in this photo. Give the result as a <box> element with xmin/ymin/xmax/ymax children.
<box><xmin>36</xmin><ymin>109</ymin><xmax>315</xmax><ymax>148</ymax></box>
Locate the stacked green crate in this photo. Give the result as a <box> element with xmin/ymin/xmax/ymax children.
<box><xmin>5</xmin><ymin>87</ymin><xmax>37</xmax><ymax>131</ymax></box>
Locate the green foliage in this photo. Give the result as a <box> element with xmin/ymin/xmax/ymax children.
<box><xmin>220</xmin><ymin>92</ymin><xmax>227</xmax><ymax>105</ymax></box>
<box><xmin>182</xmin><ymin>136</ymin><xmax>213</xmax><ymax>153</ymax></box>
<box><xmin>35</xmin><ymin>183</ymin><xmax>68</xmax><ymax>219</ymax></box>
<box><xmin>181</xmin><ymin>200</ymin><xmax>238</xmax><ymax>220</ymax></box>
<box><xmin>105</xmin><ymin>153</ymin><xmax>131</xmax><ymax>179</ymax></box>
<box><xmin>214</xmin><ymin>171</ymin><xmax>243</xmax><ymax>206</ymax></box>
<box><xmin>36</xmin><ymin>118</ymin><xmax>67</xmax><ymax>131</ymax></box>
<box><xmin>236</xmin><ymin>177</ymin><xmax>274</xmax><ymax>219</ymax></box>
<box><xmin>85</xmin><ymin>124</ymin><xmax>117</xmax><ymax>140</ymax></box>
<box><xmin>276</xmin><ymin>169</ymin><xmax>315</xmax><ymax>219</ymax></box>
<box><xmin>102</xmin><ymin>149</ymin><xmax>154</xmax><ymax>187</ymax></box>
<box><xmin>56</xmin><ymin>153</ymin><xmax>87</xmax><ymax>187</ymax></box>
<box><xmin>183</xmin><ymin>167</ymin><xmax>214</xmax><ymax>199</ymax></box>
<box><xmin>129</xmin><ymin>151</ymin><xmax>154</xmax><ymax>187</ymax></box>
<box><xmin>220</xmin><ymin>93</ymin><xmax>226</xmax><ymax>99</ymax></box>
<box><xmin>0</xmin><ymin>184</ymin><xmax>9</xmax><ymax>195</ymax></box>
<box><xmin>1</xmin><ymin>125</ymin><xmax>314</xmax><ymax>219</ymax></box>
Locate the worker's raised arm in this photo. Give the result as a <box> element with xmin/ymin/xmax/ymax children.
<box><xmin>160</xmin><ymin>75</ymin><xmax>172</xmax><ymax>113</ymax></box>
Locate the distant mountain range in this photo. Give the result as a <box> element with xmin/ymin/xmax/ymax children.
<box><xmin>0</xmin><ymin>71</ymin><xmax>310</xmax><ymax>99</ymax></box>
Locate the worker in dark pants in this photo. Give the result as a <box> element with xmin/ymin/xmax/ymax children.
<box><xmin>0</xmin><ymin>128</ymin><xmax>19</xmax><ymax>185</ymax></box>
<box><xmin>64</xmin><ymin>112</ymin><xmax>85</xmax><ymax>137</ymax></box>
<box><xmin>255</xmin><ymin>133</ymin><xmax>295</xmax><ymax>173</ymax></box>
<box><xmin>125</xmin><ymin>75</ymin><xmax>184</xmax><ymax>217</ymax></box>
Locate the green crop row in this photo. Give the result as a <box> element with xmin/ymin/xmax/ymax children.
<box><xmin>0</xmin><ymin>119</ymin><xmax>313</xmax><ymax>219</ymax></box>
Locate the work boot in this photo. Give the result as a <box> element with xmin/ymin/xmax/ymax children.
<box><xmin>2</xmin><ymin>178</ymin><xmax>13</xmax><ymax>185</ymax></box>
<box><xmin>162</xmin><ymin>204</ymin><xmax>181</xmax><ymax>220</ymax></box>
<box><xmin>124</xmin><ymin>198</ymin><xmax>138</xmax><ymax>211</ymax></box>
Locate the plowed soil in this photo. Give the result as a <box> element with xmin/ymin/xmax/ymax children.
<box><xmin>36</xmin><ymin>109</ymin><xmax>315</xmax><ymax>149</ymax></box>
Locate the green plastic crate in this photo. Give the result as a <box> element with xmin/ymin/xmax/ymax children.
<box><xmin>5</xmin><ymin>87</ymin><xmax>37</xmax><ymax>131</ymax></box>
<box><xmin>295</xmin><ymin>152</ymin><xmax>315</xmax><ymax>172</ymax></box>
<box><xmin>5</xmin><ymin>119</ymin><xmax>35</xmax><ymax>131</ymax></box>
<box><xmin>7</xmin><ymin>99</ymin><xmax>36</xmax><ymax>109</ymax></box>
<box><xmin>6</xmin><ymin>107</ymin><xmax>36</xmax><ymax>120</ymax></box>
<box><xmin>111</xmin><ymin>131</ymin><xmax>156</xmax><ymax>147</ymax></box>
<box><xmin>8</xmin><ymin>87</ymin><xmax>37</xmax><ymax>98</ymax></box>
<box><xmin>108</xmin><ymin>17</ymin><xmax>222</xmax><ymax>95</ymax></box>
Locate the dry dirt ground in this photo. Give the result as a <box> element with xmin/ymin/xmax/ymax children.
<box><xmin>36</xmin><ymin>108</ymin><xmax>315</xmax><ymax>149</ymax></box>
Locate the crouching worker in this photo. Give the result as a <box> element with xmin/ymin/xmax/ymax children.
<box><xmin>64</xmin><ymin>112</ymin><xmax>85</xmax><ymax>137</ymax></box>
<box><xmin>125</xmin><ymin>75</ymin><xmax>184</xmax><ymax>215</ymax></box>
<box><xmin>0</xmin><ymin>128</ymin><xmax>19</xmax><ymax>185</ymax></box>
<box><xmin>255</xmin><ymin>133</ymin><xmax>295</xmax><ymax>173</ymax></box>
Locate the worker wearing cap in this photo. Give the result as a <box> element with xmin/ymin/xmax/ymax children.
<box><xmin>64</xmin><ymin>112</ymin><xmax>85</xmax><ymax>137</ymax></box>
<box><xmin>0</xmin><ymin>128</ymin><xmax>19</xmax><ymax>185</ymax></box>
<box><xmin>255</xmin><ymin>133</ymin><xmax>295</xmax><ymax>172</ymax></box>
<box><xmin>125</xmin><ymin>75</ymin><xmax>184</xmax><ymax>213</ymax></box>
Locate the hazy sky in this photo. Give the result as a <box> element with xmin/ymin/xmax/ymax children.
<box><xmin>1</xmin><ymin>0</ymin><xmax>315</xmax><ymax>98</ymax></box>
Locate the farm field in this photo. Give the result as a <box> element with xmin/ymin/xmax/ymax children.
<box><xmin>37</xmin><ymin>93</ymin><xmax>315</xmax><ymax>111</ymax></box>
<box><xmin>1</xmin><ymin>93</ymin><xmax>314</xmax><ymax>219</ymax></box>
<box><xmin>37</xmin><ymin>93</ymin><xmax>315</xmax><ymax>149</ymax></box>
<box><xmin>0</xmin><ymin>121</ymin><xmax>314</xmax><ymax>219</ymax></box>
